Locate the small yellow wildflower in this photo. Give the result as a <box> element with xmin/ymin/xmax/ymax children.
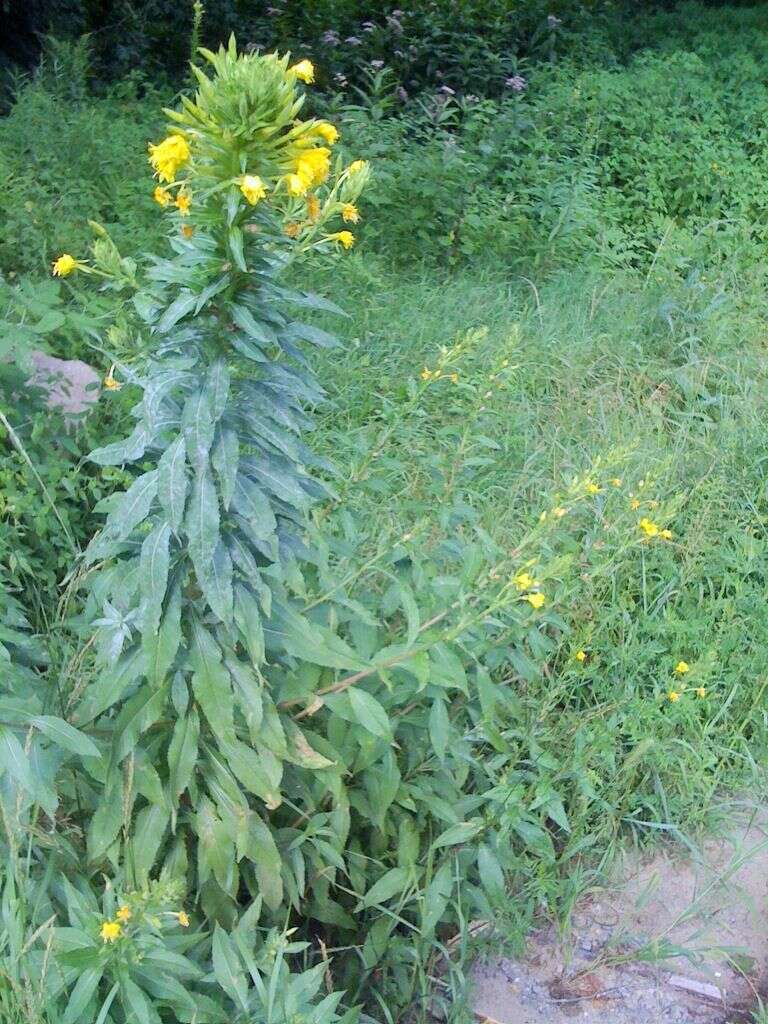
<box><xmin>674</xmin><ymin>661</ymin><xmax>690</xmax><ymax>675</ymax></box>
<box><xmin>611</xmin><ymin>478</ymin><xmax>623</xmax><ymax>487</ymax></box>
<box><xmin>639</xmin><ymin>517</ymin><xmax>659</xmax><ymax>537</ymax></box>
<box><xmin>552</xmin><ymin>507</ymin><xmax>568</xmax><ymax>518</ymax></box>
<box><xmin>525</xmin><ymin>592</ymin><xmax>546</xmax><ymax>609</ymax></box>
<box><xmin>290</xmin><ymin>59</ymin><xmax>315</xmax><ymax>84</ymax></box>
<box><xmin>307</xmin><ymin>195</ymin><xmax>321</xmax><ymax>222</ymax></box>
<box><xmin>630</xmin><ymin>498</ymin><xmax>641</xmax><ymax>510</ymax></box>
<box><xmin>181</xmin><ymin>224</ymin><xmax>194</xmax><ymax>239</ymax></box>
<box><xmin>177</xmin><ymin>910</ymin><xmax>190</xmax><ymax>927</ymax></box>
<box><xmin>668</xmin><ymin>690</ymin><xmax>680</xmax><ymax>703</ymax></box>
<box><xmin>296</xmin><ymin>147</ymin><xmax>331</xmax><ymax>187</ymax></box>
<box><xmin>100</xmin><ymin>920</ymin><xmax>122</xmax><ymax>943</ymax></box>
<box><xmin>103</xmin><ymin>371</ymin><xmax>121</xmax><ymax>391</ymax></box>
<box><xmin>449</xmin><ymin>372</ymin><xmax>459</xmax><ymax>384</ymax></box>
<box><xmin>695</xmin><ymin>686</ymin><xmax>706</xmax><ymax>698</ymax></box>
<box><xmin>116</xmin><ymin>905</ymin><xmax>132</xmax><ymax>923</ymax></box>
<box><xmin>153</xmin><ymin>186</ymin><xmax>172</xmax><ymax>207</ymax></box>
<box><xmin>148</xmin><ymin>134</ymin><xmax>190</xmax><ymax>183</ymax></box>
<box><xmin>286</xmin><ymin>173</ymin><xmax>309</xmax><ymax>196</ymax></box>
<box><xmin>586</xmin><ymin>482</ymin><xmax>601</xmax><ymax>495</ymax></box>
<box><xmin>575</xmin><ymin>650</ymin><xmax>587</xmax><ymax>662</ymax></box>
<box><xmin>513</xmin><ymin>572</ymin><xmax>535</xmax><ymax>591</ymax></box>
<box><xmin>314</xmin><ymin>121</ymin><xmax>339</xmax><ymax>144</ymax></box>
<box><xmin>284</xmin><ymin>222</ymin><xmax>301</xmax><ymax>238</ymax></box>
<box><xmin>347</xmin><ymin>159</ymin><xmax>368</xmax><ymax>176</ymax></box>
<box><xmin>52</xmin><ymin>254</ymin><xmax>77</xmax><ymax>277</ymax></box>
<box><xmin>240</xmin><ymin>174</ymin><xmax>267</xmax><ymax>206</ymax></box>
<box><xmin>341</xmin><ymin>203</ymin><xmax>360</xmax><ymax>224</ymax></box>
<box><xmin>334</xmin><ymin>230</ymin><xmax>354</xmax><ymax>250</ymax></box>
<box><xmin>175</xmin><ymin>191</ymin><xmax>191</xmax><ymax>216</ymax></box>
<box><xmin>660</xmin><ymin>529</ymin><xmax>673</xmax><ymax>540</ymax></box>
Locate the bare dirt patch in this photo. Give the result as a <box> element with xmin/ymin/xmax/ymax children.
<box><xmin>472</xmin><ymin>811</ymin><xmax>768</xmax><ymax>1024</ymax></box>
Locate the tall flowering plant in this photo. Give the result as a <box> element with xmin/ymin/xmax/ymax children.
<box><xmin>66</xmin><ymin>40</ymin><xmax>370</xmax><ymax>910</ymax></box>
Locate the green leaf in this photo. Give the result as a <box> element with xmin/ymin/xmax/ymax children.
<box><xmin>190</xmin><ymin>621</ymin><xmax>235</xmax><ymax>745</ymax></box>
<box><xmin>113</xmin><ymin>683</ymin><xmax>168</xmax><ymax>763</ymax></box>
<box><xmin>140</xmin><ymin>522</ymin><xmax>171</xmax><ymax>640</ymax></box>
<box><xmin>186</xmin><ymin>463</ymin><xmax>220</xmax><ymax>582</ymax></box>
<box><xmin>122</xmin><ymin>977</ymin><xmax>159</xmax><ymax>1024</ymax></box>
<box><xmin>222</xmin><ymin>739</ymin><xmax>282</xmax><ymax>807</ymax></box>
<box><xmin>212</xmin><ymin>427</ymin><xmax>239</xmax><ymax>511</ymax></box>
<box><xmin>229</xmin><ymin>303</ymin><xmax>276</xmax><ymax>346</ymax></box>
<box><xmin>63</xmin><ymin>965</ymin><xmax>103</xmax><ymax>1024</ymax></box>
<box><xmin>0</xmin><ymin>725</ymin><xmax>35</xmax><ymax>792</ymax></box>
<box><xmin>204</xmin><ymin>359</ymin><xmax>230</xmax><ymax>422</ymax></box>
<box><xmin>147</xmin><ymin>579</ymin><xmax>182</xmax><ymax>686</ymax></box>
<box><xmin>131</xmin><ymin>802</ymin><xmax>170</xmax><ymax>883</ymax></box>
<box><xmin>31</xmin><ymin>716</ymin><xmax>100</xmax><ymax>759</ymax></box>
<box><xmin>157</xmin><ymin>435</ymin><xmax>188</xmax><ymax>533</ymax></box>
<box><xmin>157</xmin><ymin>290</ymin><xmax>197</xmax><ymax>333</ymax></box>
<box><xmin>348</xmin><ymin>687</ymin><xmax>392</xmax><ymax>740</ymax></box>
<box><xmin>431</xmin><ymin>819</ymin><xmax>484</xmax><ymax>851</ymax></box>
<box><xmin>103</xmin><ymin>470</ymin><xmax>159</xmax><ymax>544</ymax></box>
<box><xmin>228</xmin><ymin>227</ymin><xmax>247</xmax><ymax>271</ymax></box>
<box><xmin>72</xmin><ymin>647</ymin><xmax>145</xmax><ymax>725</ymax></box>
<box><xmin>89</xmin><ymin>425</ymin><xmax>148</xmax><ymax>466</ymax></box>
<box><xmin>212</xmin><ymin>925</ymin><xmax>249</xmax><ymax>1010</ymax></box>
<box><xmin>246</xmin><ymin>813</ymin><xmax>284</xmax><ymax>910</ymax></box>
<box><xmin>233</xmin><ymin>584</ymin><xmax>265</xmax><ymax>666</ymax></box>
<box><xmin>182</xmin><ymin>390</ymin><xmax>215</xmax><ymax>472</ymax></box>
<box><xmin>198</xmin><ymin>538</ymin><xmax>234</xmax><ymax>623</ymax></box>
<box><xmin>421</xmin><ymin>859</ymin><xmax>453</xmax><ymax>935</ymax></box>
<box><xmin>428</xmin><ymin>698</ymin><xmax>449</xmax><ymax>761</ymax></box>
<box><xmin>167</xmin><ymin>709</ymin><xmax>200</xmax><ymax>805</ymax></box>
<box><xmin>477</xmin><ymin>844</ymin><xmax>505</xmax><ymax>899</ymax></box>
<box><xmin>232</xmin><ymin>474</ymin><xmax>277</xmax><ymax>536</ymax></box>
<box><xmin>359</xmin><ymin>866</ymin><xmax>409</xmax><ymax>909</ymax></box>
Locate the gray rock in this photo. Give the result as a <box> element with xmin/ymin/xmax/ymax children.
<box><xmin>28</xmin><ymin>351</ymin><xmax>100</xmax><ymax>416</ymax></box>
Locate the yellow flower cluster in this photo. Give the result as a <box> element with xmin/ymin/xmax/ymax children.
<box><xmin>240</xmin><ymin>175</ymin><xmax>267</xmax><ymax>205</ymax></box>
<box><xmin>100</xmin><ymin>919</ymin><xmax>122</xmax><ymax>943</ymax></box>
<box><xmin>667</xmin><ymin>659</ymin><xmax>707</xmax><ymax>702</ymax></box>
<box><xmin>639</xmin><ymin>517</ymin><xmax>672</xmax><ymax>541</ymax></box>
<box><xmin>512</xmin><ymin>571</ymin><xmax>545</xmax><ymax>609</ymax></box>
<box><xmin>420</xmin><ymin>367</ymin><xmax>459</xmax><ymax>383</ymax></box>
<box><xmin>148</xmin><ymin>134</ymin><xmax>191</xmax><ymax>183</ymax></box>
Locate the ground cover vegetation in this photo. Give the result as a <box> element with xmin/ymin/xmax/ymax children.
<box><xmin>3</xmin><ymin>2</ymin><xmax>768</xmax><ymax>1022</ymax></box>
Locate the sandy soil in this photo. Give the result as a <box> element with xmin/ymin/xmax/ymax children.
<box><xmin>472</xmin><ymin>810</ymin><xmax>768</xmax><ymax>1024</ymax></box>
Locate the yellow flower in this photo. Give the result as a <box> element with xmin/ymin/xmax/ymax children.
<box><xmin>181</xmin><ymin>224</ymin><xmax>195</xmax><ymax>239</ymax></box>
<box><xmin>175</xmin><ymin>191</ymin><xmax>191</xmax><ymax>216</ymax></box>
<box><xmin>314</xmin><ymin>121</ymin><xmax>339</xmax><ymax>144</ymax></box>
<box><xmin>334</xmin><ymin>230</ymin><xmax>354</xmax><ymax>250</ymax></box>
<box><xmin>695</xmin><ymin>686</ymin><xmax>706</xmax><ymax>698</ymax></box>
<box><xmin>306</xmin><ymin>194</ymin><xmax>321</xmax><ymax>222</ymax></box>
<box><xmin>575</xmin><ymin>650</ymin><xmax>587</xmax><ymax>662</ymax></box>
<box><xmin>585</xmin><ymin>482</ymin><xmax>601</xmax><ymax>495</ymax></box>
<box><xmin>449</xmin><ymin>372</ymin><xmax>459</xmax><ymax>384</ymax></box>
<box><xmin>347</xmin><ymin>159</ymin><xmax>368</xmax><ymax>176</ymax></box>
<box><xmin>674</xmin><ymin>661</ymin><xmax>690</xmax><ymax>675</ymax></box>
<box><xmin>116</xmin><ymin>905</ymin><xmax>132</xmax><ymax>923</ymax></box>
<box><xmin>240</xmin><ymin>174</ymin><xmax>267</xmax><ymax>206</ymax></box>
<box><xmin>660</xmin><ymin>529</ymin><xmax>673</xmax><ymax>540</ymax></box>
<box><xmin>103</xmin><ymin>373</ymin><xmax>121</xmax><ymax>391</ymax></box>
<box><xmin>153</xmin><ymin>186</ymin><xmax>172</xmax><ymax>207</ymax></box>
<box><xmin>639</xmin><ymin>517</ymin><xmax>659</xmax><ymax>537</ymax></box>
<box><xmin>290</xmin><ymin>59</ymin><xmax>315</xmax><ymax>84</ymax></box>
<box><xmin>630</xmin><ymin>498</ymin><xmax>641</xmax><ymax>510</ymax></box>
<box><xmin>284</xmin><ymin>221</ymin><xmax>301</xmax><ymax>238</ymax></box>
<box><xmin>552</xmin><ymin>506</ymin><xmax>568</xmax><ymax>518</ymax></box>
<box><xmin>148</xmin><ymin>134</ymin><xmax>191</xmax><ymax>183</ymax></box>
<box><xmin>177</xmin><ymin>910</ymin><xmax>190</xmax><ymax>928</ymax></box>
<box><xmin>611</xmin><ymin>478</ymin><xmax>623</xmax><ymax>487</ymax></box>
<box><xmin>668</xmin><ymin>690</ymin><xmax>680</xmax><ymax>703</ymax></box>
<box><xmin>341</xmin><ymin>203</ymin><xmax>360</xmax><ymax>223</ymax></box>
<box><xmin>296</xmin><ymin>147</ymin><xmax>331</xmax><ymax>187</ymax></box>
<box><xmin>286</xmin><ymin>173</ymin><xmax>309</xmax><ymax>197</ymax></box>
<box><xmin>100</xmin><ymin>920</ymin><xmax>122</xmax><ymax>943</ymax></box>
<box><xmin>52</xmin><ymin>254</ymin><xmax>77</xmax><ymax>277</ymax></box>
<box><xmin>525</xmin><ymin>592</ymin><xmax>546</xmax><ymax>610</ymax></box>
<box><xmin>513</xmin><ymin>572</ymin><xmax>535</xmax><ymax>591</ymax></box>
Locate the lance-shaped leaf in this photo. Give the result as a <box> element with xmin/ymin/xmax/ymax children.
<box><xmin>232</xmin><ymin>475</ymin><xmax>277</xmax><ymax>537</ymax></box>
<box><xmin>147</xmin><ymin>579</ymin><xmax>182</xmax><ymax>686</ymax></box>
<box><xmin>198</xmin><ymin>538</ymin><xmax>234</xmax><ymax>624</ymax></box>
<box><xmin>204</xmin><ymin>359</ymin><xmax>230</xmax><ymax>423</ymax></box>
<box><xmin>157</xmin><ymin>434</ymin><xmax>188</xmax><ymax>533</ymax></box>
<box><xmin>186</xmin><ymin>462</ymin><xmax>220</xmax><ymax>583</ymax></box>
<box><xmin>140</xmin><ymin>521</ymin><xmax>172</xmax><ymax>641</ymax></box>
<box><xmin>157</xmin><ymin>289</ymin><xmax>197</xmax><ymax>333</ymax></box>
<box><xmin>89</xmin><ymin>424</ymin><xmax>148</xmax><ymax>466</ymax></box>
<box><xmin>181</xmin><ymin>389</ymin><xmax>215</xmax><ymax>472</ymax></box>
<box><xmin>98</xmin><ymin>469</ymin><xmax>159</xmax><ymax>548</ymax></box>
<box><xmin>190</xmin><ymin>620</ymin><xmax>235</xmax><ymax>745</ymax></box>
<box><xmin>168</xmin><ymin>708</ymin><xmax>200</xmax><ymax>807</ymax></box>
<box><xmin>229</xmin><ymin>302</ymin><xmax>277</xmax><ymax>347</ymax></box>
<box><xmin>31</xmin><ymin>716</ymin><xmax>100</xmax><ymax>759</ymax></box>
<box><xmin>211</xmin><ymin>426</ymin><xmax>239</xmax><ymax>511</ymax></box>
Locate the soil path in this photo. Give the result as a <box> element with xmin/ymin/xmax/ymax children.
<box><xmin>472</xmin><ymin>812</ymin><xmax>768</xmax><ymax>1024</ymax></box>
